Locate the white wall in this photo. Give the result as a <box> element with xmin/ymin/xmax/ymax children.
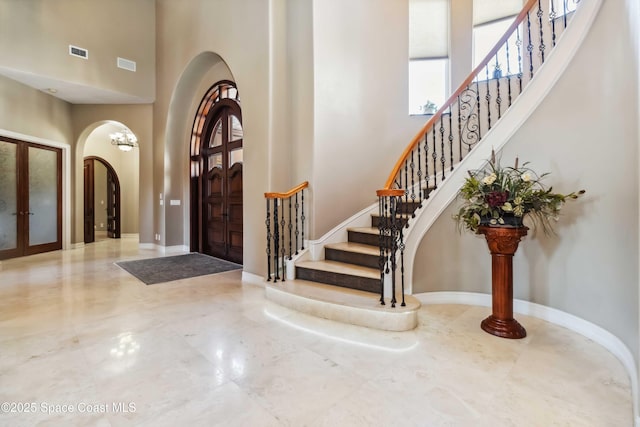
<box><xmin>414</xmin><ymin>0</ymin><xmax>639</xmax><ymax>366</ymax></box>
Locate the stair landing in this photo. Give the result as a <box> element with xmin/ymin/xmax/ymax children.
<box><xmin>265</xmin><ymin>279</ymin><xmax>420</xmax><ymax>332</ymax></box>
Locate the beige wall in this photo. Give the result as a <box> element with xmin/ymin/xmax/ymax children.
<box><xmin>0</xmin><ymin>75</ymin><xmax>73</xmax><ymax>143</ymax></box>
<box><xmin>414</xmin><ymin>0</ymin><xmax>639</xmax><ymax>364</ymax></box>
<box><xmin>0</xmin><ymin>0</ymin><xmax>155</xmax><ymax>102</ymax></box>
<box><xmin>312</xmin><ymin>0</ymin><xmax>425</xmax><ymax>237</ymax></box>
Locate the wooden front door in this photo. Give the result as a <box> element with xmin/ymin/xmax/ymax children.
<box><xmin>0</xmin><ymin>137</ymin><xmax>62</xmax><ymax>260</ymax></box>
<box><xmin>201</xmin><ymin>99</ymin><xmax>243</xmax><ymax>264</ymax></box>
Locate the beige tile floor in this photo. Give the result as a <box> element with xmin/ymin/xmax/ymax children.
<box><xmin>0</xmin><ymin>236</ymin><xmax>633</xmax><ymax>426</ymax></box>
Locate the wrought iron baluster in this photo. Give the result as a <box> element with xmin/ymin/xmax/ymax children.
<box><xmin>266</xmin><ymin>199</ymin><xmax>272</xmax><ymax>281</ymax></box>
<box><xmin>527</xmin><ymin>12</ymin><xmax>534</xmax><ymax>79</ymax></box>
<box><xmin>378</xmin><ymin>196</ymin><xmax>386</xmax><ymax>305</ymax></box>
<box><xmin>280</xmin><ymin>199</ymin><xmax>286</xmax><ymax>280</ymax></box>
<box><xmin>431</xmin><ymin>128</ymin><xmax>437</xmax><ymax>190</ymax></box>
<box><xmin>294</xmin><ymin>193</ymin><xmax>300</xmax><ymax>255</ymax></box>
<box><xmin>301</xmin><ymin>190</ymin><xmax>305</xmax><ymax>250</ymax></box>
<box><xmin>439</xmin><ymin>115</ymin><xmax>445</xmax><ymax>181</ymax></box>
<box><xmin>398</xmin><ymin>225</ymin><xmax>406</xmax><ymax>307</ymax></box>
<box><xmin>288</xmin><ymin>197</ymin><xmax>293</xmax><ymax>259</ymax></box>
<box><xmin>495</xmin><ymin>55</ymin><xmax>502</xmax><ymax>120</ymax></box>
<box><xmin>476</xmin><ymin>76</ymin><xmax>482</xmax><ymax>140</ymax></box>
<box><xmin>457</xmin><ymin>95</ymin><xmax>463</xmax><ymax>160</ymax></box>
<box><xmin>416</xmin><ymin>139</ymin><xmax>423</xmax><ymax>204</ymax></box>
<box><xmin>403</xmin><ymin>160</ymin><xmax>409</xmax><ymax>207</ymax></box>
<box><xmin>448</xmin><ymin>106</ymin><xmax>454</xmax><ymax>171</ymax></box>
<box><xmin>389</xmin><ymin>196</ymin><xmax>398</xmax><ymax>308</ymax></box>
<box><xmin>273</xmin><ymin>199</ymin><xmax>280</xmax><ymax>282</ymax></box>
<box><xmin>550</xmin><ymin>0</ymin><xmax>557</xmax><ymax>47</ymax></box>
<box><xmin>506</xmin><ymin>34</ymin><xmax>513</xmax><ymax>107</ymax></box>
<box><xmin>517</xmin><ymin>25</ymin><xmax>523</xmax><ymax>93</ymax></box>
<box><xmin>423</xmin><ymin>133</ymin><xmax>430</xmax><ymax>197</ymax></box>
<box><xmin>537</xmin><ymin>0</ymin><xmax>546</xmax><ymax>64</ymax></box>
<box><xmin>410</xmin><ymin>151</ymin><xmax>416</xmax><ymax>208</ymax></box>
<box><xmin>485</xmin><ymin>65</ymin><xmax>492</xmax><ymax>130</ymax></box>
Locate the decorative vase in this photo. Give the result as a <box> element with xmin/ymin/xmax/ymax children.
<box><xmin>476</xmin><ymin>225</ymin><xmax>528</xmax><ymax>339</ymax></box>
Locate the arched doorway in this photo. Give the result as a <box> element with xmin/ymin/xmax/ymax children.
<box><xmin>190</xmin><ymin>81</ymin><xmax>243</xmax><ymax>264</ymax></box>
<box><xmin>83</xmin><ymin>156</ymin><xmax>121</xmax><ymax>243</ymax></box>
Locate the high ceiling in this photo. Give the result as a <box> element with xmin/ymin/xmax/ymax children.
<box><xmin>0</xmin><ymin>66</ymin><xmax>152</xmax><ymax>104</ymax></box>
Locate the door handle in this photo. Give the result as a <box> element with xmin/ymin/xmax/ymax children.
<box><xmin>26</xmin><ymin>212</ymin><xmax>34</xmax><ymax>216</ymax></box>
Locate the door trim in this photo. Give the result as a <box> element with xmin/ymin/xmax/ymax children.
<box><xmin>0</xmin><ymin>136</ymin><xmax>63</xmax><ymax>259</ymax></box>
<box><xmin>84</xmin><ymin>156</ymin><xmax>121</xmax><ymax>242</ymax></box>
<box><xmin>0</xmin><ymin>129</ymin><xmax>71</xmax><ymax>251</ymax></box>
<box><xmin>188</xmin><ymin>80</ymin><xmax>243</xmax><ymax>263</ymax></box>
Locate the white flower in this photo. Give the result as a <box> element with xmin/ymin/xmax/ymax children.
<box><xmin>483</xmin><ymin>173</ymin><xmax>497</xmax><ymax>185</ymax></box>
<box><xmin>521</xmin><ymin>172</ymin><xmax>533</xmax><ymax>182</ymax></box>
<box><xmin>502</xmin><ymin>202</ymin><xmax>513</xmax><ymax>212</ymax></box>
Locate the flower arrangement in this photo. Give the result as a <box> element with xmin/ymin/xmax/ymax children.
<box><xmin>454</xmin><ymin>151</ymin><xmax>585</xmax><ymax>234</ymax></box>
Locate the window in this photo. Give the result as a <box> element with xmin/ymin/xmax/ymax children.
<box><xmin>409</xmin><ymin>59</ymin><xmax>448</xmax><ymax>115</ymax></box>
<box><xmin>473</xmin><ymin>18</ymin><xmax>521</xmax><ymax>76</ymax></box>
<box><xmin>472</xmin><ymin>0</ymin><xmax>523</xmax><ymax>77</ymax></box>
<box><xmin>408</xmin><ymin>0</ymin><xmax>450</xmax><ymax>115</ymax></box>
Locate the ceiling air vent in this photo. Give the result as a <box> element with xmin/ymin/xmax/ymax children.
<box><xmin>117</xmin><ymin>57</ymin><xmax>136</xmax><ymax>72</ymax></box>
<box><xmin>69</xmin><ymin>45</ymin><xmax>88</xmax><ymax>59</ymax></box>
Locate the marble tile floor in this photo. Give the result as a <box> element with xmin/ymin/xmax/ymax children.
<box><xmin>0</xmin><ymin>236</ymin><xmax>633</xmax><ymax>426</ymax></box>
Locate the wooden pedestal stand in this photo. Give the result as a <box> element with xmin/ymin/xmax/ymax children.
<box><xmin>477</xmin><ymin>226</ymin><xmax>528</xmax><ymax>339</ymax></box>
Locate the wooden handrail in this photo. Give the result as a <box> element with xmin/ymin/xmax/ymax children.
<box><xmin>264</xmin><ymin>181</ymin><xmax>309</xmax><ymax>199</ymax></box>
<box><xmin>378</xmin><ymin>0</ymin><xmax>538</xmax><ymax>191</ymax></box>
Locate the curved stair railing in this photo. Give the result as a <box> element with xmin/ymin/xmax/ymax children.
<box><xmin>264</xmin><ymin>181</ymin><xmax>309</xmax><ymax>282</ymax></box>
<box><xmin>376</xmin><ymin>0</ymin><xmax>581</xmax><ymax>306</ymax></box>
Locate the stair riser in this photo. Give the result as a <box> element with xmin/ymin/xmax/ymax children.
<box><xmin>370</xmin><ymin>216</ymin><xmax>410</xmax><ymax>228</ymax></box>
<box><xmin>296</xmin><ymin>267</ymin><xmax>380</xmax><ymax>294</ymax></box>
<box><xmin>348</xmin><ymin>230</ymin><xmax>380</xmax><ymax>246</ymax></box>
<box><xmin>325</xmin><ymin>248</ymin><xmax>380</xmax><ymax>269</ymax></box>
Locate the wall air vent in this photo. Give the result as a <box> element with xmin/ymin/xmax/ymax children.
<box><xmin>69</xmin><ymin>45</ymin><xmax>88</xmax><ymax>59</ymax></box>
<box><xmin>117</xmin><ymin>57</ymin><xmax>136</xmax><ymax>72</ymax></box>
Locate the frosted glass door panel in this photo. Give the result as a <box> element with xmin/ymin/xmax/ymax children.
<box><xmin>28</xmin><ymin>146</ymin><xmax>58</xmax><ymax>246</ymax></box>
<box><xmin>0</xmin><ymin>140</ymin><xmax>17</xmax><ymax>250</ymax></box>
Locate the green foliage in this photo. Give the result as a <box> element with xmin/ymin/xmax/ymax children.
<box><xmin>453</xmin><ymin>152</ymin><xmax>585</xmax><ymax>234</ymax></box>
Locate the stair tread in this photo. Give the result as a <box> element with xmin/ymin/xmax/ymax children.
<box><xmin>297</xmin><ymin>260</ymin><xmax>379</xmax><ymax>279</ymax></box>
<box><xmin>325</xmin><ymin>242</ymin><xmax>379</xmax><ymax>256</ymax></box>
<box><xmin>266</xmin><ymin>279</ymin><xmax>420</xmax><ymax>314</ymax></box>
<box><xmin>347</xmin><ymin>227</ymin><xmax>379</xmax><ymax>235</ymax></box>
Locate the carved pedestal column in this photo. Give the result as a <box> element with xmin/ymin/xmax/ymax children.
<box><xmin>477</xmin><ymin>226</ymin><xmax>528</xmax><ymax>339</ymax></box>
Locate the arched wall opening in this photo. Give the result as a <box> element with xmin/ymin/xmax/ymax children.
<box><xmin>161</xmin><ymin>51</ymin><xmax>236</xmax><ymax>251</ymax></box>
<box><xmin>75</xmin><ymin>121</ymin><xmax>140</xmax><ymax>242</ymax></box>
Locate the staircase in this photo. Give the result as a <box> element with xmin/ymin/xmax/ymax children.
<box><xmin>295</xmin><ymin>201</ymin><xmax>419</xmax><ymax>294</ymax></box>
<box><xmin>262</xmin><ymin>0</ymin><xmax>593</xmax><ymax>330</ymax></box>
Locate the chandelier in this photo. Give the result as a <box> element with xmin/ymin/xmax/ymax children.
<box><xmin>110</xmin><ymin>129</ymin><xmax>138</xmax><ymax>152</ymax></box>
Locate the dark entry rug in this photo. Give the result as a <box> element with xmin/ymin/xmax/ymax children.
<box><xmin>116</xmin><ymin>253</ymin><xmax>242</xmax><ymax>285</ymax></box>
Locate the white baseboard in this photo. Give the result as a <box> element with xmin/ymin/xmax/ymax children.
<box><xmin>70</xmin><ymin>242</ymin><xmax>85</xmax><ymax>250</ymax></box>
<box><xmin>416</xmin><ymin>291</ymin><xmax>639</xmax><ymax>424</ymax></box>
<box><xmin>137</xmin><ymin>243</ymin><xmax>189</xmax><ymax>253</ymax></box>
<box><xmin>242</xmin><ymin>271</ymin><xmax>266</xmax><ymax>287</ymax></box>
